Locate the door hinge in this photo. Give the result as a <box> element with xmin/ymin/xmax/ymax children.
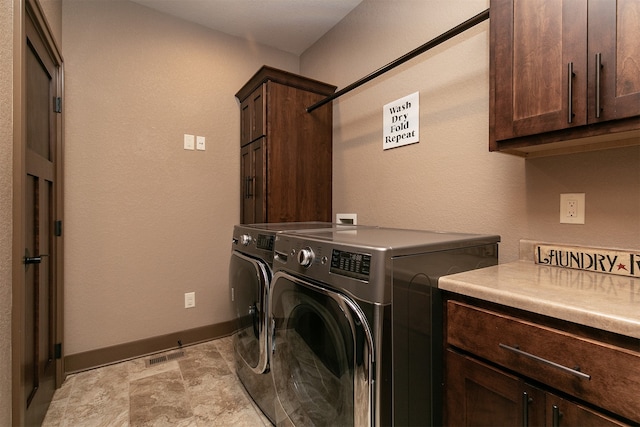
<box><xmin>54</xmin><ymin>97</ymin><xmax>62</xmax><ymax>113</ymax></box>
<box><xmin>55</xmin><ymin>220</ymin><xmax>62</xmax><ymax>237</ymax></box>
<box><xmin>54</xmin><ymin>343</ymin><xmax>62</xmax><ymax>359</ymax></box>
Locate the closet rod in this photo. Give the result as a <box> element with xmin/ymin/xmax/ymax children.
<box><xmin>306</xmin><ymin>8</ymin><xmax>490</xmax><ymax>113</ymax></box>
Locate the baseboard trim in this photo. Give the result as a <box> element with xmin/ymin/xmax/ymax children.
<box><xmin>64</xmin><ymin>320</ymin><xmax>236</xmax><ymax>374</ymax></box>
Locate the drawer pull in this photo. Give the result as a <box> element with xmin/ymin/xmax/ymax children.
<box><xmin>499</xmin><ymin>343</ymin><xmax>591</xmax><ymax>380</ymax></box>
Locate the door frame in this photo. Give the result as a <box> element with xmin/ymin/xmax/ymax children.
<box><xmin>12</xmin><ymin>0</ymin><xmax>64</xmax><ymax>424</ymax></box>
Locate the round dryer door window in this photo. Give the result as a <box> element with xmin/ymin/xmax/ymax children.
<box><xmin>270</xmin><ymin>272</ymin><xmax>373</xmax><ymax>426</ymax></box>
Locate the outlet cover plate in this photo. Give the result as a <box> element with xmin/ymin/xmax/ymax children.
<box><xmin>560</xmin><ymin>193</ymin><xmax>585</xmax><ymax>224</ymax></box>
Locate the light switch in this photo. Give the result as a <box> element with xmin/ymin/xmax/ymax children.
<box><xmin>184</xmin><ymin>134</ymin><xmax>195</xmax><ymax>150</ymax></box>
<box><xmin>196</xmin><ymin>136</ymin><xmax>205</xmax><ymax>151</ymax></box>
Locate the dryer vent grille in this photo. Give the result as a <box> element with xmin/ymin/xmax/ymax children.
<box><xmin>145</xmin><ymin>351</ymin><xmax>185</xmax><ymax>367</ymax></box>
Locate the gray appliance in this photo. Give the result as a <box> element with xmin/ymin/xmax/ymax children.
<box><xmin>229</xmin><ymin>222</ymin><xmax>354</xmax><ymax>423</ymax></box>
<box><xmin>269</xmin><ymin>227</ymin><xmax>499</xmax><ymax>426</ymax></box>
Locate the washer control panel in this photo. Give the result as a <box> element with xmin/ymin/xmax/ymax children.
<box><xmin>330</xmin><ymin>249</ymin><xmax>371</xmax><ymax>281</ymax></box>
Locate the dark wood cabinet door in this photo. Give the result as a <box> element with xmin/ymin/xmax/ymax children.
<box><xmin>250</xmin><ymin>85</ymin><xmax>266</xmax><ymax>142</ymax></box>
<box><xmin>240</xmin><ymin>138</ymin><xmax>267</xmax><ymax>224</ymax></box>
<box><xmin>445</xmin><ymin>349</ymin><xmax>545</xmax><ymax>427</ymax></box>
<box><xmin>545</xmin><ymin>393</ymin><xmax>630</xmax><ymax>427</ymax></box>
<box><xmin>240</xmin><ymin>85</ymin><xmax>266</xmax><ymax>146</ymax></box>
<box><xmin>240</xmin><ymin>98</ymin><xmax>251</xmax><ymax>146</ymax></box>
<box><xmin>587</xmin><ymin>0</ymin><xmax>640</xmax><ymax>123</ymax></box>
<box><xmin>252</xmin><ymin>138</ymin><xmax>266</xmax><ymax>224</ymax></box>
<box><xmin>492</xmin><ymin>0</ymin><xmax>588</xmax><ymax>142</ymax></box>
<box><xmin>240</xmin><ymin>143</ymin><xmax>253</xmax><ymax>224</ymax></box>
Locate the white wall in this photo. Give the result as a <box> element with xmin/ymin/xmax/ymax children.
<box><xmin>302</xmin><ymin>0</ymin><xmax>640</xmax><ymax>262</ymax></box>
<box><xmin>62</xmin><ymin>0</ymin><xmax>299</xmax><ymax>355</ymax></box>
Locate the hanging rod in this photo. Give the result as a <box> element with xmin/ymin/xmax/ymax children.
<box><xmin>306</xmin><ymin>8</ymin><xmax>490</xmax><ymax>113</ymax></box>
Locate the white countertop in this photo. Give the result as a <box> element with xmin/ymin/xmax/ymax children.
<box><xmin>439</xmin><ymin>259</ymin><xmax>640</xmax><ymax>340</ymax></box>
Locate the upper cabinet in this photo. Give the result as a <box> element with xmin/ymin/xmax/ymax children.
<box><xmin>235</xmin><ymin>66</ymin><xmax>336</xmax><ymax>224</ymax></box>
<box><xmin>490</xmin><ymin>0</ymin><xmax>640</xmax><ymax>157</ymax></box>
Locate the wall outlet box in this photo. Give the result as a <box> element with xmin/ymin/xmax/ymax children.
<box><xmin>336</xmin><ymin>213</ymin><xmax>357</xmax><ymax>225</ymax></box>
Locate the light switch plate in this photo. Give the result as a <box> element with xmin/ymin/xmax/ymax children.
<box><xmin>184</xmin><ymin>292</ymin><xmax>195</xmax><ymax>308</ymax></box>
<box><xmin>196</xmin><ymin>136</ymin><xmax>205</xmax><ymax>151</ymax></box>
<box><xmin>184</xmin><ymin>134</ymin><xmax>195</xmax><ymax>150</ymax></box>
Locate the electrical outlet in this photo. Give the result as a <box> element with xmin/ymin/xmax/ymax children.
<box><xmin>184</xmin><ymin>292</ymin><xmax>195</xmax><ymax>308</ymax></box>
<box><xmin>560</xmin><ymin>193</ymin><xmax>585</xmax><ymax>224</ymax></box>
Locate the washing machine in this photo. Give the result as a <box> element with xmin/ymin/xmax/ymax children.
<box><xmin>269</xmin><ymin>227</ymin><xmax>499</xmax><ymax>426</ymax></box>
<box><xmin>229</xmin><ymin>222</ymin><xmax>362</xmax><ymax>423</ymax></box>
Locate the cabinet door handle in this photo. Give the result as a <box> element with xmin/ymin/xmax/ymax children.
<box><xmin>552</xmin><ymin>405</ymin><xmax>562</xmax><ymax>427</ymax></box>
<box><xmin>245</xmin><ymin>176</ymin><xmax>254</xmax><ymax>199</ymax></box>
<box><xmin>499</xmin><ymin>343</ymin><xmax>591</xmax><ymax>380</ymax></box>
<box><xmin>595</xmin><ymin>53</ymin><xmax>602</xmax><ymax>119</ymax></box>
<box><xmin>567</xmin><ymin>62</ymin><xmax>575</xmax><ymax>124</ymax></box>
<box><xmin>522</xmin><ymin>391</ymin><xmax>531</xmax><ymax>427</ymax></box>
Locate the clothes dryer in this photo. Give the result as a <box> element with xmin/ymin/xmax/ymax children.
<box><xmin>230</xmin><ymin>222</ymin><xmax>360</xmax><ymax>423</ymax></box>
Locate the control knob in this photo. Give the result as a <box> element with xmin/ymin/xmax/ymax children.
<box><xmin>297</xmin><ymin>247</ymin><xmax>315</xmax><ymax>267</ymax></box>
<box><xmin>239</xmin><ymin>234</ymin><xmax>252</xmax><ymax>246</ymax></box>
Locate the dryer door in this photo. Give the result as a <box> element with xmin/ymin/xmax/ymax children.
<box><xmin>270</xmin><ymin>272</ymin><xmax>373</xmax><ymax>427</ymax></box>
<box><xmin>229</xmin><ymin>251</ymin><xmax>270</xmax><ymax>374</ymax></box>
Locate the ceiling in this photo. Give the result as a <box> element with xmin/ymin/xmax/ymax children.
<box><xmin>130</xmin><ymin>0</ymin><xmax>364</xmax><ymax>55</ymax></box>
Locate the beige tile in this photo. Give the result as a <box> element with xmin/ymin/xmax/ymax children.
<box><xmin>186</xmin><ymin>373</ymin><xmax>266</xmax><ymax>426</ymax></box>
<box><xmin>179</xmin><ymin>343</ymin><xmax>233</xmax><ymax>389</ymax></box>
<box><xmin>43</xmin><ymin>338</ymin><xmax>271</xmax><ymax>426</ymax></box>
<box><xmin>62</xmin><ymin>363</ymin><xmax>130</xmax><ymax>427</ymax></box>
<box><xmin>130</xmin><ymin>369</ymin><xmax>193</xmax><ymax>427</ymax></box>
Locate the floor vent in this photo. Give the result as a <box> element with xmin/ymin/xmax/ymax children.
<box><xmin>145</xmin><ymin>350</ymin><xmax>185</xmax><ymax>367</ymax></box>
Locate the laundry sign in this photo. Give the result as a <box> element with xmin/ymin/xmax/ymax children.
<box><xmin>383</xmin><ymin>92</ymin><xmax>419</xmax><ymax>150</ymax></box>
<box><xmin>535</xmin><ymin>244</ymin><xmax>640</xmax><ymax>278</ymax></box>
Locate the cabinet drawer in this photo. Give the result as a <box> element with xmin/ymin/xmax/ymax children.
<box><xmin>447</xmin><ymin>301</ymin><xmax>640</xmax><ymax>423</ymax></box>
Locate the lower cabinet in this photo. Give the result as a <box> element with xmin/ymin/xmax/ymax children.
<box><xmin>444</xmin><ymin>297</ymin><xmax>639</xmax><ymax>426</ymax></box>
<box><xmin>445</xmin><ymin>350</ymin><xmax>627</xmax><ymax>426</ymax></box>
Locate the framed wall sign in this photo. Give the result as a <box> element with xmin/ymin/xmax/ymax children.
<box><xmin>383</xmin><ymin>91</ymin><xmax>419</xmax><ymax>150</ymax></box>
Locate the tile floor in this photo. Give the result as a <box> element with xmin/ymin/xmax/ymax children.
<box><xmin>42</xmin><ymin>336</ymin><xmax>273</xmax><ymax>426</ymax></box>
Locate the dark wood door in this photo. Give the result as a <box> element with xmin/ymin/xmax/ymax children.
<box><xmin>587</xmin><ymin>0</ymin><xmax>640</xmax><ymax>123</ymax></box>
<box><xmin>23</xmin><ymin>6</ymin><xmax>62</xmax><ymax>426</ymax></box>
<box><xmin>445</xmin><ymin>349</ymin><xmax>545</xmax><ymax>427</ymax></box>
<box><xmin>492</xmin><ymin>0</ymin><xmax>588</xmax><ymax>141</ymax></box>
